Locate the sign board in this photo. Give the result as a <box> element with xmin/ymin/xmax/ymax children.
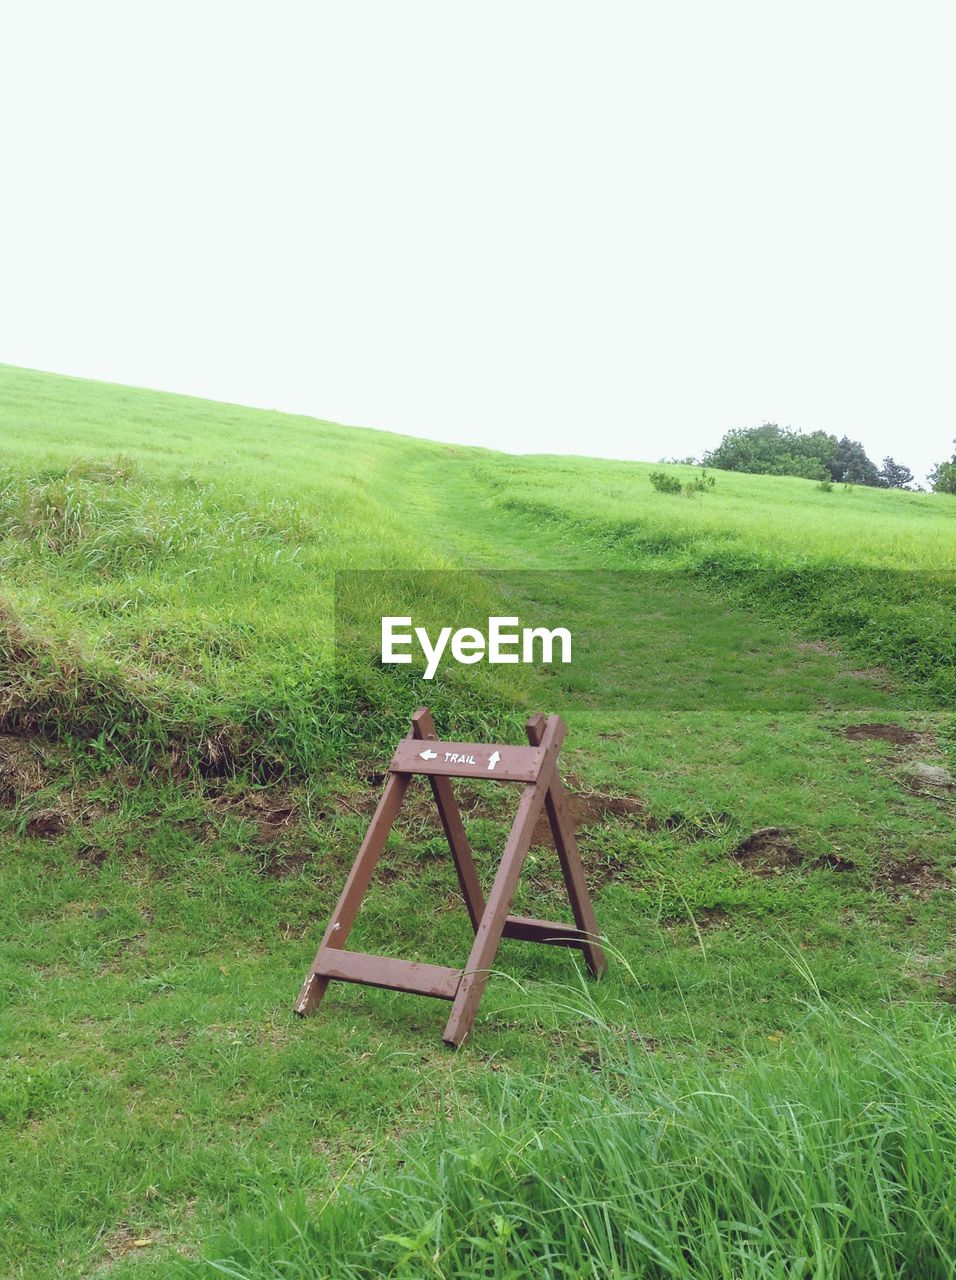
<box><xmin>295</xmin><ymin>707</ymin><xmax>606</xmax><ymax>1046</ymax></box>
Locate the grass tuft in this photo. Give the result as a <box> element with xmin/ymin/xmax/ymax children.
<box><xmin>186</xmin><ymin>999</ymin><xmax>956</xmax><ymax>1280</ymax></box>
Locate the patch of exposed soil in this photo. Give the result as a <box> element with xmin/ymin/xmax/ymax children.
<box><xmin>937</xmin><ymin>971</ymin><xmax>956</xmax><ymax>1004</ymax></box>
<box><xmin>842</xmin><ymin>723</ymin><xmax>919</xmax><ymax>745</ymax></box>
<box><xmin>207</xmin><ymin>785</ymin><xmax>310</xmax><ymax>836</ymax></box>
<box><xmin>694</xmin><ymin>905</ymin><xmax>732</xmax><ymax>927</ymax></box>
<box><xmin>25</xmin><ymin>808</ymin><xmax>69</xmax><ymax>838</ymax></box>
<box><xmin>795</xmin><ymin>640</ymin><xmax>835</xmax><ymax>656</ymax></box>
<box><xmin>252</xmin><ymin>806</ymin><xmax>298</xmax><ymax>844</ymax></box>
<box><xmin>203</xmin><ymin>785</ymin><xmax>319</xmax><ymax>874</ymax></box>
<box><xmin>0</xmin><ymin>733</ymin><xmax>45</xmax><ymax>803</ymax></box>
<box><xmin>731</xmin><ymin>827</ymin><xmax>806</xmax><ymax>875</ymax></box>
<box><xmin>75</xmin><ymin>842</ymin><xmax>109</xmax><ymax>870</ymax></box>
<box><xmin>807</xmin><ymin>852</ymin><xmax>856</xmax><ymax>872</ymax></box>
<box><xmin>198</xmin><ymin>726</ymin><xmax>284</xmax><ymax>781</ymax></box>
<box><xmin>100</xmin><ymin>1225</ymin><xmax>158</xmax><ymax>1261</ymax></box>
<box><xmin>532</xmin><ymin>790</ymin><xmax>646</xmax><ymax>846</ymax></box>
<box><xmin>877</xmin><ymin>854</ymin><xmax>950</xmax><ymax>898</ymax></box>
<box><xmin>647</xmin><ymin>810</ymin><xmax>735</xmax><ymax>839</ymax></box>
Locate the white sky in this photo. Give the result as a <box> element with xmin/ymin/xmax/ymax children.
<box><xmin>2</xmin><ymin>2</ymin><xmax>954</xmax><ymax>480</ymax></box>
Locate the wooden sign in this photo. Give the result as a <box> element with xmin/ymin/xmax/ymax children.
<box><xmin>295</xmin><ymin>707</ymin><xmax>606</xmax><ymax>1046</ymax></box>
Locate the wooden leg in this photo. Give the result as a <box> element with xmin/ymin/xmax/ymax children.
<box><xmin>527</xmin><ymin>715</ymin><xmax>607</xmax><ymax>979</ymax></box>
<box><xmin>411</xmin><ymin>707</ymin><xmax>485</xmax><ymax>931</ymax></box>
<box><xmin>294</xmin><ymin>770</ymin><xmax>410</xmax><ymax>1016</ymax></box>
<box><xmin>442</xmin><ymin>717</ymin><xmax>565</xmax><ymax>1046</ymax></box>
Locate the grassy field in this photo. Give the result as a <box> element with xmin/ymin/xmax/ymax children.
<box><xmin>1</xmin><ymin>364</ymin><xmax>953</xmax><ymax>1278</ymax></box>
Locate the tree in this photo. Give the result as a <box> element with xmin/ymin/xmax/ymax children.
<box><xmin>878</xmin><ymin>457</ymin><xmax>915</xmax><ymax>489</ymax></box>
<box><xmin>703</xmin><ymin>423</ymin><xmax>831</xmax><ymax>481</ymax></box>
<box><xmin>929</xmin><ymin>439</ymin><xmax>956</xmax><ymax>495</ymax></box>
<box><xmin>831</xmin><ymin>436</ymin><xmax>881</xmax><ymax>486</ymax></box>
<box><xmin>703</xmin><ymin>424</ymin><xmax>885</xmax><ymax>487</ymax></box>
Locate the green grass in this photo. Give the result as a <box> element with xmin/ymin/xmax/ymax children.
<box><xmin>0</xmin><ymin>363</ymin><xmax>953</xmax><ymax>1278</ymax></box>
<box><xmin>186</xmin><ymin>994</ymin><xmax>956</xmax><ymax>1280</ymax></box>
<box><xmin>475</xmin><ymin>451</ymin><xmax>956</xmax><ymax>569</ymax></box>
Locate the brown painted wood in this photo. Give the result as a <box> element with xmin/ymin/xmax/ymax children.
<box><xmin>442</xmin><ymin>715</ymin><xmax>565</xmax><ymax>1046</ymax></box>
<box><xmin>502</xmin><ymin>914</ymin><xmax>594</xmax><ymax>948</ymax></box>
<box><xmin>526</xmin><ymin>714</ymin><xmax>607</xmax><ymax>979</ymax></box>
<box><xmin>296</xmin><ymin>707</ymin><xmax>605</xmax><ymax>1045</ymax></box>
<box><xmin>390</xmin><ymin>738</ymin><xmax>543</xmax><ymax>782</ymax></box>
<box><xmin>411</xmin><ymin>707</ymin><xmax>485</xmax><ymax>932</ymax></box>
<box><xmin>294</xmin><ymin>768</ymin><xmax>411</xmax><ymax>1016</ymax></box>
<box><xmin>314</xmin><ymin>949</ymin><xmax>462</xmax><ymax>1000</ymax></box>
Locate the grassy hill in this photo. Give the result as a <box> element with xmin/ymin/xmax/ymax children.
<box><xmin>1</xmin><ymin>364</ymin><xmax>953</xmax><ymax>1278</ymax></box>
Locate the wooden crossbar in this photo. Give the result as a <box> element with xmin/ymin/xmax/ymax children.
<box><xmin>502</xmin><ymin>915</ymin><xmax>596</xmax><ymax>947</ymax></box>
<box><xmin>295</xmin><ymin>707</ymin><xmax>606</xmax><ymax>1046</ymax></box>
<box><xmin>313</xmin><ymin>950</ymin><xmax>462</xmax><ymax>1000</ymax></box>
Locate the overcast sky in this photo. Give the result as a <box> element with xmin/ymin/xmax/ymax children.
<box><xmin>2</xmin><ymin>2</ymin><xmax>954</xmax><ymax>480</ymax></box>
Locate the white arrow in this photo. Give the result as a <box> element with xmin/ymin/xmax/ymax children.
<box><xmin>419</xmin><ymin>748</ymin><xmax>438</xmax><ymax>760</ymax></box>
<box><xmin>488</xmin><ymin>750</ymin><xmax>501</xmax><ymax>771</ymax></box>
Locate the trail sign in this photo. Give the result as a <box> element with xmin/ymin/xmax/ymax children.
<box><xmin>295</xmin><ymin>707</ymin><xmax>606</xmax><ymax>1046</ymax></box>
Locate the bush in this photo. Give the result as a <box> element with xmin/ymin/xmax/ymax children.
<box><xmin>649</xmin><ymin>470</ymin><xmax>683</xmax><ymax>495</ymax></box>
<box><xmin>650</xmin><ymin>470</ymin><xmax>714</xmax><ymax>497</ymax></box>
<box><xmin>684</xmin><ymin>468</ymin><xmax>716</xmax><ymax>495</ymax></box>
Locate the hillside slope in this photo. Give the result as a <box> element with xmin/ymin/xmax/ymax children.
<box><xmin>0</xmin><ymin>364</ymin><xmax>953</xmax><ymax>1278</ymax></box>
<box><xmin>2</xmin><ymin>363</ymin><xmax>954</xmax><ymax>780</ymax></box>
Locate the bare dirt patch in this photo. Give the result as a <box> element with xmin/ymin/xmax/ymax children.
<box><xmin>731</xmin><ymin>827</ymin><xmax>806</xmax><ymax>875</ymax></box>
<box><xmin>732</xmin><ymin>832</ymin><xmax>858</xmax><ymax>876</ymax></box>
<box><xmin>203</xmin><ymin>786</ymin><xmax>322</xmax><ymax>876</ymax></box>
<box><xmin>807</xmin><ymin>852</ymin><xmax>857</xmax><ymax>872</ymax></box>
<box><xmin>99</xmin><ymin>1225</ymin><xmax>159</xmax><ymax>1262</ymax></box>
<box><xmin>75</xmin><ymin>842</ymin><xmax>110</xmax><ymax>870</ymax></box>
<box><xmin>532</xmin><ymin>789</ymin><xmax>646</xmax><ymax>846</ymax></box>
<box><xmin>842</xmin><ymin>723</ymin><xmax>919</xmax><ymax>745</ymax></box>
<box><xmin>0</xmin><ymin>733</ymin><xmax>45</xmax><ymax>802</ymax></box>
<box><xmin>24</xmin><ymin>807</ymin><xmax>69</xmax><ymax>838</ymax></box>
<box><xmin>256</xmin><ymin>847</ymin><xmax>313</xmax><ymax>878</ymax></box>
<box><xmin>252</xmin><ymin>806</ymin><xmax>298</xmax><ymax>844</ymax></box>
<box><xmin>877</xmin><ymin>854</ymin><xmax>950</xmax><ymax>898</ymax></box>
<box><xmin>795</xmin><ymin>640</ymin><xmax>835</xmax><ymax>656</ymax></box>
<box><xmin>207</xmin><ymin>786</ymin><xmax>310</xmax><ymax>837</ymax></box>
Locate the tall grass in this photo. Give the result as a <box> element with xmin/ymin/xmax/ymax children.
<box><xmin>0</xmin><ymin>459</ymin><xmax>315</xmax><ymax>574</ymax></box>
<box><xmin>185</xmin><ymin>998</ymin><xmax>955</xmax><ymax>1279</ymax></box>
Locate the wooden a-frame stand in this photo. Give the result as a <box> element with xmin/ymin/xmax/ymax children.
<box><xmin>295</xmin><ymin>707</ymin><xmax>606</xmax><ymax>1046</ymax></box>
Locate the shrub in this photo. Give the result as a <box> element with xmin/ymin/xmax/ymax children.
<box><xmin>684</xmin><ymin>468</ymin><xmax>716</xmax><ymax>496</ymax></box>
<box><xmin>650</xmin><ymin>470</ymin><xmax>714</xmax><ymax>497</ymax></box>
<box><xmin>649</xmin><ymin>470</ymin><xmax>683</xmax><ymax>495</ymax></box>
